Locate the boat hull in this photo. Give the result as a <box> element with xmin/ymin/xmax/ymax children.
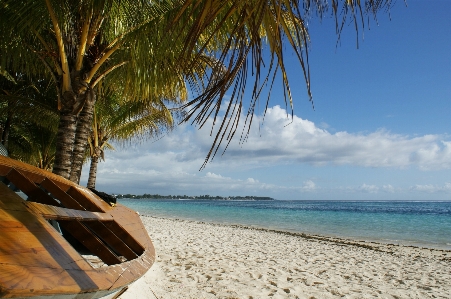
<box><xmin>0</xmin><ymin>156</ymin><xmax>155</xmax><ymax>298</ymax></box>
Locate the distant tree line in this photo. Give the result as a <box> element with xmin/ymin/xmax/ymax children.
<box><xmin>115</xmin><ymin>194</ymin><xmax>274</xmax><ymax>201</ymax></box>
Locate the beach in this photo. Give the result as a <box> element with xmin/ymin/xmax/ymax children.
<box><xmin>120</xmin><ymin>216</ymin><xmax>451</xmax><ymax>299</ymax></box>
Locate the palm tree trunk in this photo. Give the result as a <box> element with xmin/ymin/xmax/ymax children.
<box><xmin>87</xmin><ymin>155</ymin><xmax>99</xmax><ymax>189</ymax></box>
<box><xmin>69</xmin><ymin>92</ymin><xmax>96</xmax><ymax>183</ymax></box>
<box><xmin>53</xmin><ymin>108</ymin><xmax>77</xmax><ymax>179</ymax></box>
<box><xmin>53</xmin><ymin>71</ymin><xmax>95</xmax><ymax>182</ymax></box>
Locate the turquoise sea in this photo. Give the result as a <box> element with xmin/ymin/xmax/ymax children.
<box><xmin>119</xmin><ymin>199</ymin><xmax>451</xmax><ymax>250</ymax></box>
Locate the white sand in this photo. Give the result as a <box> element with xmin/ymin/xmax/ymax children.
<box><xmin>119</xmin><ymin>216</ymin><xmax>451</xmax><ymax>299</ymax></box>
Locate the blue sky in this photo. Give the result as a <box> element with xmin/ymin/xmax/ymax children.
<box><xmin>81</xmin><ymin>1</ymin><xmax>451</xmax><ymax>200</ymax></box>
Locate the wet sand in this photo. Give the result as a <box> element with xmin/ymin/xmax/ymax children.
<box><xmin>120</xmin><ymin>216</ymin><xmax>451</xmax><ymax>299</ymax></box>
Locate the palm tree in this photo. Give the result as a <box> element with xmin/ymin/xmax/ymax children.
<box><xmin>1</xmin><ymin>0</ymin><xmax>188</xmax><ymax>180</ymax></box>
<box><xmin>86</xmin><ymin>89</ymin><xmax>175</xmax><ymax>189</ymax></box>
<box><xmin>1</xmin><ymin>0</ymin><xmax>397</xmax><ymax>178</ymax></box>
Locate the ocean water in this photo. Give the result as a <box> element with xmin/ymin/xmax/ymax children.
<box><xmin>119</xmin><ymin>199</ymin><xmax>451</xmax><ymax>250</ymax></box>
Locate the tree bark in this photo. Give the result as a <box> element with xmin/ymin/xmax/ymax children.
<box><xmin>53</xmin><ymin>70</ymin><xmax>94</xmax><ymax>181</ymax></box>
<box><xmin>53</xmin><ymin>107</ymin><xmax>77</xmax><ymax>179</ymax></box>
<box><xmin>69</xmin><ymin>89</ymin><xmax>96</xmax><ymax>183</ymax></box>
<box><xmin>87</xmin><ymin>155</ymin><xmax>99</xmax><ymax>189</ymax></box>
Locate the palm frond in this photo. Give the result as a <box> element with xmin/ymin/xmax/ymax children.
<box><xmin>167</xmin><ymin>0</ymin><xmax>398</xmax><ymax>168</ymax></box>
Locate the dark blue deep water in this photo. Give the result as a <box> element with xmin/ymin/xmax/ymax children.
<box><xmin>120</xmin><ymin>199</ymin><xmax>451</xmax><ymax>250</ymax></box>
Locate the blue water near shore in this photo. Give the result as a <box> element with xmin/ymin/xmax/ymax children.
<box><xmin>119</xmin><ymin>199</ymin><xmax>451</xmax><ymax>250</ymax></box>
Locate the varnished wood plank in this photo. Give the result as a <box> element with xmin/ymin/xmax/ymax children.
<box><xmin>83</xmin><ymin>221</ymin><xmax>137</xmax><ymax>260</ymax></box>
<box><xmin>0</xmin><ymin>209</ymin><xmax>52</xmax><ymax>234</ymax></box>
<box><xmin>108</xmin><ymin>204</ymin><xmax>152</xmax><ymax>247</ymax></box>
<box><xmin>0</xmin><ymin>195</ymin><xmax>26</xmax><ymax>212</ymax></box>
<box><xmin>0</xmin><ymin>226</ymin><xmax>88</xmax><ymax>271</ymax></box>
<box><xmin>109</xmin><ymin>250</ymin><xmax>155</xmax><ymax>290</ymax></box>
<box><xmin>109</xmin><ymin>265</ymin><xmax>144</xmax><ymax>290</ymax></box>
<box><xmin>58</xmin><ymin>221</ymin><xmax>122</xmax><ymax>265</ymax></box>
<box><xmin>39</xmin><ymin>178</ymin><xmax>86</xmax><ymax>210</ymax></box>
<box><xmin>75</xmin><ymin>186</ymin><xmax>113</xmax><ymax>211</ymax></box>
<box><xmin>0</xmin><ymin>206</ymin><xmax>51</xmax><ymax>232</ymax></box>
<box><xmin>102</xmin><ymin>221</ymin><xmax>144</xmax><ymax>255</ymax></box>
<box><xmin>115</xmin><ymin>220</ymin><xmax>149</xmax><ymax>242</ymax></box>
<box><xmin>0</xmin><ymin>182</ymin><xmax>26</xmax><ymax>204</ymax></box>
<box><xmin>0</xmin><ymin>264</ymin><xmax>99</xmax><ymax>297</ymax></box>
<box><xmin>0</xmin><ymin>264</ymin><xmax>126</xmax><ymax>297</ymax></box>
<box><xmin>0</xmin><ymin>262</ymin><xmax>142</xmax><ymax>297</ymax></box>
<box><xmin>0</xmin><ymin>202</ymin><xmax>91</xmax><ymax>272</ymax></box>
<box><xmin>0</xmin><ymin>156</ymin><xmax>71</xmax><ymax>190</ymax></box>
<box><xmin>66</xmin><ymin>187</ymin><xmax>104</xmax><ymax>213</ymax></box>
<box><xmin>0</xmin><ymin>164</ymin><xmax>12</xmax><ymax>176</ymax></box>
<box><xmin>0</xmin><ymin>233</ymin><xmax>91</xmax><ymax>274</ymax></box>
<box><xmin>0</xmin><ymin>236</ymin><xmax>83</xmax><ymax>270</ymax></box>
<box><xmin>5</xmin><ymin>169</ymin><xmax>59</xmax><ymax>207</ymax></box>
<box><xmin>24</xmin><ymin>202</ymin><xmax>113</xmax><ymax>222</ymax></box>
<box><xmin>12</xmin><ymin>170</ymin><xmax>46</xmax><ymax>186</ymax></box>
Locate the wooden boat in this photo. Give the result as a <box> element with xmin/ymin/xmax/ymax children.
<box><xmin>0</xmin><ymin>155</ymin><xmax>155</xmax><ymax>298</ymax></box>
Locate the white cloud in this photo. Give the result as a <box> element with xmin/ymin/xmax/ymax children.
<box><xmin>246</xmin><ymin>178</ymin><xmax>259</xmax><ymax>183</ymax></box>
<box><xmin>101</xmin><ymin>105</ymin><xmax>451</xmax><ymax>171</ymax></box>
<box><xmin>205</xmin><ymin>172</ymin><xmax>228</xmax><ymax>179</ymax></box>
<box><xmin>81</xmin><ymin>105</ymin><xmax>451</xmax><ymax>198</ymax></box>
<box><xmin>301</xmin><ymin>180</ymin><xmax>316</xmax><ymax>191</ymax></box>
<box><xmin>382</xmin><ymin>184</ymin><xmax>395</xmax><ymax>193</ymax></box>
<box><xmin>411</xmin><ymin>184</ymin><xmax>436</xmax><ymax>193</ymax></box>
<box><xmin>176</xmin><ymin>105</ymin><xmax>451</xmax><ymax>170</ymax></box>
<box><xmin>410</xmin><ymin>183</ymin><xmax>451</xmax><ymax>193</ymax></box>
<box><xmin>359</xmin><ymin>184</ymin><xmax>379</xmax><ymax>193</ymax></box>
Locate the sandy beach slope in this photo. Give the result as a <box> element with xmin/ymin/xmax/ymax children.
<box><xmin>119</xmin><ymin>216</ymin><xmax>451</xmax><ymax>299</ymax></box>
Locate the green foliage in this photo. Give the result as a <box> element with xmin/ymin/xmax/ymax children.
<box><xmin>0</xmin><ymin>74</ymin><xmax>58</xmax><ymax>169</ymax></box>
<box><xmin>87</xmin><ymin>85</ymin><xmax>178</xmax><ymax>161</ymax></box>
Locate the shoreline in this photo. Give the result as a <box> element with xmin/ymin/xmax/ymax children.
<box><xmin>142</xmin><ymin>214</ymin><xmax>451</xmax><ymax>252</ymax></box>
<box><xmin>120</xmin><ymin>199</ymin><xmax>451</xmax><ymax>252</ymax></box>
<box><xmin>119</xmin><ymin>215</ymin><xmax>451</xmax><ymax>299</ymax></box>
